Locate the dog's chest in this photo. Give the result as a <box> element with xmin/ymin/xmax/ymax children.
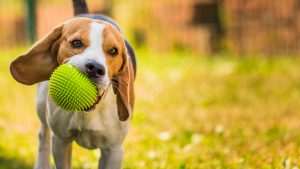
<box><xmin>47</xmin><ymin>88</ymin><xmax>129</xmax><ymax>149</ymax></box>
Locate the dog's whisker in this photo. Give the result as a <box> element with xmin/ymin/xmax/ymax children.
<box><xmin>110</xmin><ymin>81</ymin><xmax>118</xmax><ymax>86</ymax></box>
<box><xmin>108</xmin><ymin>81</ymin><xmax>128</xmax><ymax>99</ymax></box>
<box><xmin>110</xmin><ymin>77</ymin><xmax>118</xmax><ymax>80</ymax></box>
<box><xmin>109</xmin><ymin>82</ymin><xmax>120</xmax><ymax>91</ymax></box>
<box><xmin>109</xmin><ymin>81</ymin><xmax>125</xmax><ymax>89</ymax></box>
<box><xmin>109</xmin><ymin>82</ymin><xmax>119</xmax><ymax>89</ymax></box>
<box><xmin>53</xmin><ymin>40</ymin><xmax>76</xmax><ymax>57</ymax></box>
<box><xmin>60</xmin><ymin>44</ymin><xmax>77</xmax><ymax>56</ymax></box>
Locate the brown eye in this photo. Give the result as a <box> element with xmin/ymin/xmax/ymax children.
<box><xmin>108</xmin><ymin>47</ymin><xmax>118</xmax><ymax>56</ymax></box>
<box><xmin>71</xmin><ymin>40</ymin><xmax>82</xmax><ymax>48</ymax></box>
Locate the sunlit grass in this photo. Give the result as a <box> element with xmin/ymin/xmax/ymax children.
<box><xmin>0</xmin><ymin>48</ymin><xmax>300</xmax><ymax>168</ymax></box>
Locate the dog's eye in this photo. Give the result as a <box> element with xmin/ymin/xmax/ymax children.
<box><xmin>108</xmin><ymin>48</ymin><xmax>118</xmax><ymax>56</ymax></box>
<box><xmin>71</xmin><ymin>40</ymin><xmax>82</xmax><ymax>48</ymax></box>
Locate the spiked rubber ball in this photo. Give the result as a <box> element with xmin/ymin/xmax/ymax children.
<box><xmin>49</xmin><ymin>64</ymin><xmax>98</xmax><ymax>111</ymax></box>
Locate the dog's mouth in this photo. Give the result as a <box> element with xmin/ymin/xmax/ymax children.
<box><xmin>84</xmin><ymin>90</ymin><xmax>105</xmax><ymax>112</ymax></box>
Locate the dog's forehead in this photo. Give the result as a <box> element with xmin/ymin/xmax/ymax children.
<box><xmin>62</xmin><ymin>18</ymin><xmax>93</xmax><ymax>34</ymax></box>
<box><xmin>63</xmin><ymin>18</ymin><xmax>121</xmax><ymax>39</ymax></box>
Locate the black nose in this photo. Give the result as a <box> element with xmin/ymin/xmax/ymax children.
<box><xmin>85</xmin><ymin>61</ymin><xmax>105</xmax><ymax>78</ymax></box>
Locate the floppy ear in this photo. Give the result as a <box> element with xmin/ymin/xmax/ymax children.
<box><xmin>114</xmin><ymin>50</ymin><xmax>135</xmax><ymax>121</ymax></box>
<box><xmin>10</xmin><ymin>24</ymin><xmax>63</xmax><ymax>85</ymax></box>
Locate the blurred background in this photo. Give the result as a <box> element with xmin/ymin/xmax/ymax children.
<box><xmin>0</xmin><ymin>0</ymin><xmax>300</xmax><ymax>168</ymax></box>
<box><xmin>2</xmin><ymin>0</ymin><xmax>300</xmax><ymax>55</ymax></box>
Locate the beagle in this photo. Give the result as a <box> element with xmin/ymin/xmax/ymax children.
<box><xmin>9</xmin><ymin>15</ymin><xmax>136</xmax><ymax>169</ymax></box>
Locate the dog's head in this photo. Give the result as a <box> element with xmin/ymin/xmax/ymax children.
<box><xmin>10</xmin><ymin>17</ymin><xmax>134</xmax><ymax>121</ymax></box>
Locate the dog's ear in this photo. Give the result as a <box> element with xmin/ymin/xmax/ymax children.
<box><xmin>10</xmin><ymin>24</ymin><xmax>64</xmax><ymax>85</ymax></box>
<box><xmin>115</xmin><ymin>50</ymin><xmax>135</xmax><ymax>121</ymax></box>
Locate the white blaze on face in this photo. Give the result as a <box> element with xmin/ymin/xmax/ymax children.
<box><xmin>67</xmin><ymin>22</ymin><xmax>109</xmax><ymax>88</ymax></box>
<box><xmin>88</xmin><ymin>22</ymin><xmax>107</xmax><ymax>70</ymax></box>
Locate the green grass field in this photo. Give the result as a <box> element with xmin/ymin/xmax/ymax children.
<box><xmin>0</xmin><ymin>48</ymin><xmax>300</xmax><ymax>169</ymax></box>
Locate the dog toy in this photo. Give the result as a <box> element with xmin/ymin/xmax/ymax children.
<box><xmin>49</xmin><ymin>64</ymin><xmax>98</xmax><ymax>111</ymax></box>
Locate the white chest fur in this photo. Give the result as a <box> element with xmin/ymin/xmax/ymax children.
<box><xmin>43</xmin><ymin>84</ymin><xmax>129</xmax><ymax>149</ymax></box>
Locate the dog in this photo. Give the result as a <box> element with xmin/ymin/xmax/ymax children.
<box><xmin>9</xmin><ymin>0</ymin><xmax>136</xmax><ymax>168</ymax></box>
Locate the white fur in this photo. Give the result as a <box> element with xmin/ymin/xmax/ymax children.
<box><xmin>34</xmin><ymin>21</ymin><xmax>130</xmax><ymax>169</ymax></box>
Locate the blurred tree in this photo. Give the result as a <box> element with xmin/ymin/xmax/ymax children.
<box><xmin>25</xmin><ymin>0</ymin><xmax>36</xmax><ymax>43</ymax></box>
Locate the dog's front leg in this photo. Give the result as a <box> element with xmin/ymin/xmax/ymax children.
<box><xmin>52</xmin><ymin>135</ymin><xmax>73</xmax><ymax>169</ymax></box>
<box><xmin>98</xmin><ymin>147</ymin><xmax>124</xmax><ymax>169</ymax></box>
<box><xmin>34</xmin><ymin>125</ymin><xmax>51</xmax><ymax>169</ymax></box>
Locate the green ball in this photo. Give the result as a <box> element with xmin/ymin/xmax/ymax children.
<box><xmin>49</xmin><ymin>64</ymin><xmax>98</xmax><ymax>111</ymax></box>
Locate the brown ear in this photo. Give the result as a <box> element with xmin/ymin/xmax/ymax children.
<box><xmin>10</xmin><ymin>24</ymin><xmax>63</xmax><ymax>85</ymax></box>
<box><xmin>115</xmin><ymin>51</ymin><xmax>135</xmax><ymax>121</ymax></box>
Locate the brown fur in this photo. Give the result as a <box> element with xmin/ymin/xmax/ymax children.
<box><xmin>100</xmin><ymin>21</ymin><xmax>135</xmax><ymax>121</ymax></box>
<box><xmin>57</xmin><ymin>19</ymin><xmax>92</xmax><ymax>64</ymax></box>
<box><xmin>115</xmin><ymin>53</ymin><xmax>135</xmax><ymax>121</ymax></box>
<box><xmin>102</xmin><ymin>23</ymin><xmax>124</xmax><ymax>78</ymax></box>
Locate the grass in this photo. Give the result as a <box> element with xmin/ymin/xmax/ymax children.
<box><xmin>0</xmin><ymin>48</ymin><xmax>300</xmax><ymax>169</ymax></box>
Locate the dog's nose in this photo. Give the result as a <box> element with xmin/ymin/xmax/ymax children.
<box><xmin>85</xmin><ymin>61</ymin><xmax>105</xmax><ymax>78</ymax></box>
